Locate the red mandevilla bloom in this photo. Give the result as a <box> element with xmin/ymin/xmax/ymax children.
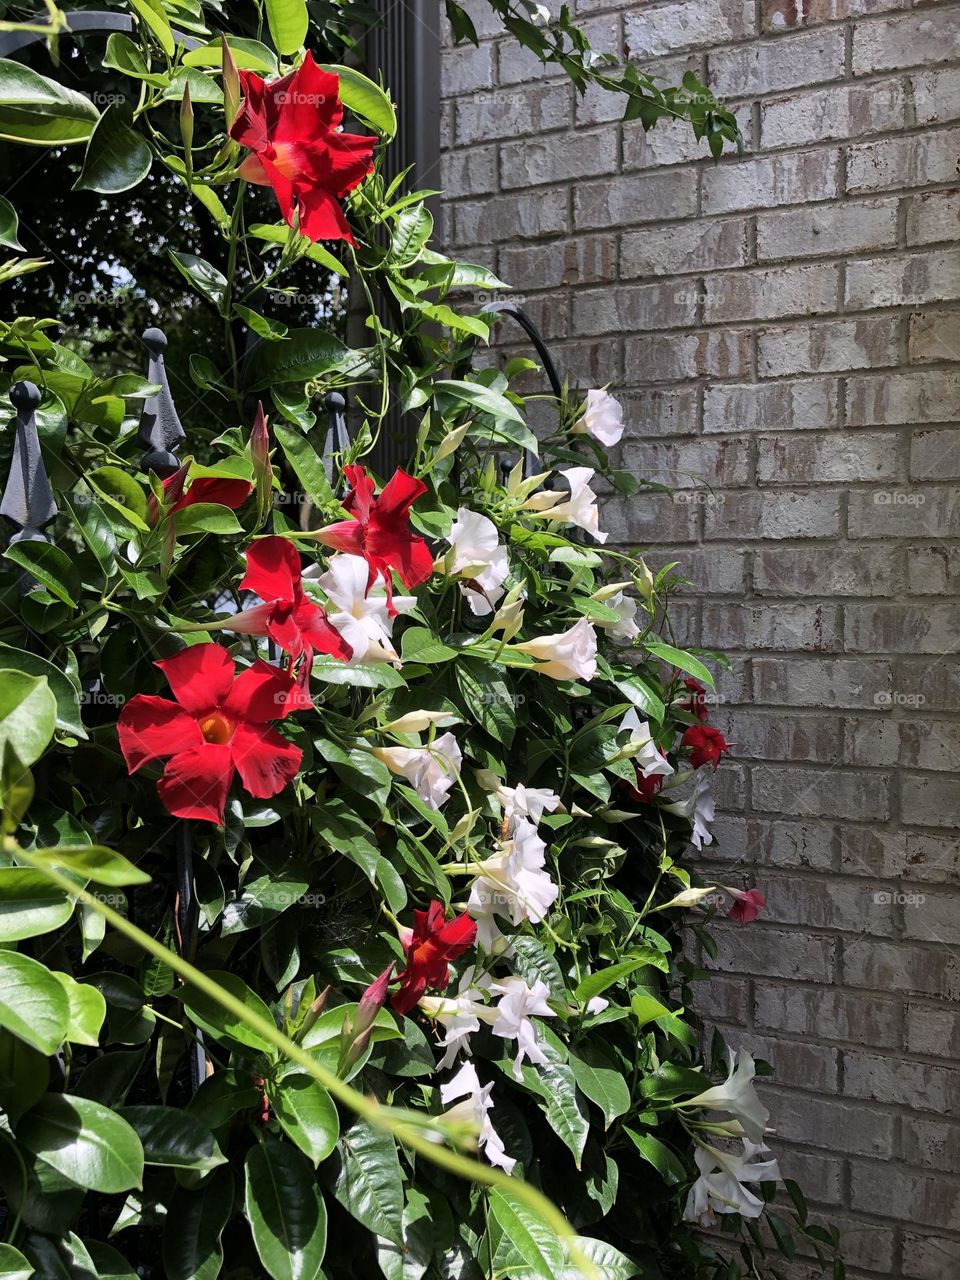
<box><xmin>727</xmin><ymin>887</ymin><xmax>767</xmax><ymax>924</ymax></box>
<box><xmin>392</xmin><ymin>901</ymin><xmax>478</xmax><ymax>1015</ymax></box>
<box><xmin>313</xmin><ymin>465</ymin><xmax>433</xmax><ymax>614</ymax></box>
<box><xmin>230</xmin><ymin>536</ymin><xmax>352</xmax><ymax>667</ymax></box>
<box><xmin>147</xmin><ymin>460</ymin><xmax>252</xmax><ymax>526</ymax></box>
<box><xmin>229</xmin><ymin>52</ymin><xmax>376</xmax><ymax>246</ymax></box>
<box><xmin>681</xmin><ymin>676</ymin><xmax>710</xmax><ymax>722</ymax></box>
<box><xmin>624</xmin><ymin>757</ymin><xmax>669</xmax><ymax>806</ymax></box>
<box><xmin>117</xmin><ymin>643</ymin><xmax>311</xmax><ymax>825</ymax></box>
<box><xmin>683</xmin><ymin>723</ymin><xmax>730</xmax><ymax>770</ymax></box>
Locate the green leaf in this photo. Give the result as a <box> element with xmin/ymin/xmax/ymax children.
<box><xmin>323</xmin><ymin>63</ymin><xmax>396</xmax><ymax>137</ymax></box>
<box><xmin>0</xmin><ymin>671</ymin><xmax>57</xmax><ymax>766</ymax></box>
<box><xmin>103</xmin><ymin>33</ymin><xmax>152</xmax><ymax>80</ymax></box>
<box><xmin>3</xmin><ymin>544</ymin><xmax>79</xmax><ymax>607</ymax></box>
<box><xmin>52</xmin><ymin>973</ymin><xmax>106</xmax><ymax>1047</ymax></box>
<box><xmin>433</xmin><ymin>379</ymin><xmax>525</xmax><ymax>426</ymax></box>
<box><xmin>273</xmin><ymin>1073</ymin><xmax>340</xmax><ymax>1166</ymax></box>
<box><xmin>174</xmin><ymin>503</ymin><xmax>244</xmax><ymax>536</ymax></box>
<box><xmin>0</xmin><ymin>742</ymin><xmax>33</xmax><ymax>835</ymax></box>
<box><xmin>75</xmin><ymin>102</ymin><xmax>151</xmax><ymax>194</ymax></box>
<box><xmin>335</xmin><ymin>1120</ymin><xmax>404</xmax><ymax>1245</ymax></box>
<box><xmin>128</xmin><ymin>0</ymin><xmax>175</xmax><ymax>56</ymax></box>
<box><xmin>623</xmin><ymin>1129</ymin><xmax>688</xmax><ymax>1186</ymax></box>
<box><xmin>245</xmin><ymin>329</ymin><xmax>349</xmax><ymax>391</ymax></box>
<box><xmin>390</xmin><ymin>206</ymin><xmax>432</xmax><ymax>264</ymax></box>
<box><xmin>0</xmin><ymin>1243</ymin><xmax>34</xmax><ymax>1280</ymax></box>
<box><xmin>162</xmin><ymin>1167</ymin><xmax>234</xmax><ymax>1280</ymax></box>
<box><xmin>0</xmin><ymin>58</ymin><xmax>99</xmax><ymax>146</ymax></box>
<box><xmin>0</xmin><ymin>951</ymin><xmax>69</xmax><ymax>1054</ymax></box>
<box><xmin>456</xmin><ymin>660</ymin><xmax>515</xmax><ymax>745</ymax></box>
<box><xmin>85</xmin><ymin>1242</ymin><xmax>139</xmax><ymax>1279</ymax></box>
<box><xmin>264</xmin><ymin>0</ymin><xmax>309</xmax><ymax>56</ymax></box>
<box><xmin>0</xmin><ymin>196</ymin><xmax>23</xmax><ymax>251</ymax></box>
<box><xmin>244</xmin><ymin>1136</ymin><xmax>327</xmax><ymax>1280</ymax></box>
<box><xmin>643</xmin><ymin>639</ymin><xmax>714</xmax><ymax>687</ymax></box>
<box><xmin>567</xmin><ymin>1043</ymin><xmax>630</xmax><ymax>1129</ymax></box>
<box><xmin>613</xmin><ymin>672</ymin><xmax>666</xmax><ymax>725</ymax></box>
<box><xmin>0</xmin><ymin>867</ymin><xmax>73</xmax><ymax>941</ymax></box>
<box><xmin>169</xmin><ymin>251</ymin><xmax>228</xmax><ymax>309</ymax></box>
<box><xmin>274</xmin><ymin>422</ymin><xmax>336</xmax><ymax>509</ymax></box>
<box><xmin>248</xmin><ymin>223</ymin><xmax>347</xmax><ymax>275</ymax></box>
<box><xmin>0</xmin><ymin>640</ymin><xmax>87</xmax><ymax>738</ymax></box>
<box><xmin>30</xmin><ymin>843</ymin><xmax>150</xmax><ymax>887</ymax></box>
<box><xmin>400</xmin><ymin>627</ymin><xmax>458</xmax><ymax>664</ymax></box>
<box><xmin>119</xmin><ymin>1105</ymin><xmax>226</xmax><ymax>1171</ymax></box>
<box><xmin>183</xmin><ymin>38</ymin><xmax>278</xmax><ymax>74</ymax></box>
<box><xmin>180</xmin><ymin>970</ymin><xmax>278</xmax><ymax>1056</ymax></box>
<box><xmin>87</xmin><ymin>465</ymin><xmax>149</xmax><ymax>530</ymax></box>
<box><xmin>489</xmin><ymin>1188</ymin><xmax>565</xmax><ymax>1280</ymax></box>
<box><xmin>575</xmin><ymin>959</ymin><xmax>654</xmax><ymax>1005</ymax></box>
<box><xmin>234</xmin><ymin>304</ymin><xmax>288</xmax><ymax>340</ymax></box>
<box><xmin>17</xmin><ymin>1093</ymin><xmax>144</xmax><ymax>1193</ymax></box>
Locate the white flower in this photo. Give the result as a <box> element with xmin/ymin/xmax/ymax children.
<box><xmin>440</xmin><ymin>1061</ymin><xmax>515</xmax><ymax>1174</ymax></box>
<box><xmin>585</xmin><ymin>996</ymin><xmax>609</xmax><ymax>1015</ymax></box>
<box><xmin>419</xmin><ymin>967</ymin><xmax>496</xmax><ymax>1069</ymax></box>
<box><xmin>572</xmin><ymin>388</ymin><xmax>624</xmax><ymax>446</ymax></box>
<box><xmin>447</xmin><ymin>507</ymin><xmax>509</xmax><ymax>616</ymax></box>
<box><xmin>373</xmin><ymin>732</ymin><xmax>463</xmax><ymax>810</ymax></box>
<box><xmin>601</xmin><ymin>591</ymin><xmax>640</xmax><ymax>641</ymax></box>
<box><xmin>489</xmin><ymin>976</ymin><xmax>555</xmax><ymax>1080</ymax></box>
<box><xmin>527</xmin><ymin>467</ymin><xmax>607</xmax><ymax>544</ymax></box>
<box><xmin>683</xmin><ymin>1140</ymin><xmax>781</xmax><ymax>1224</ymax></box>
<box><xmin>690</xmin><ymin>772</ymin><xmax>715</xmax><ymax>850</ymax></box>
<box><xmin>619</xmin><ymin>708</ymin><xmax>674</xmax><ymax>781</ymax></box>
<box><xmin>684</xmin><ymin>1048</ymin><xmax>769</xmax><ymax>1144</ymax></box>
<box><xmin>467</xmin><ymin>819</ymin><xmax>559</xmax><ymax>946</ymax></box>
<box><xmin>496</xmin><ymin>783</ymin><xmax>561</xmax><ymax>826</ymax></box>
<box><xmin>313</xmin><ymin>554</ymin><xmax>416</xmax><ymax>664</ymax></box>
<box><xmin>512</xmin><ymin>618</ymin><xmax>597</xmax><ymax>682</ymax></box>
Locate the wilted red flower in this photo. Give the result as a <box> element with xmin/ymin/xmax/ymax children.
<box><xmin>392</xmin><ymin>901</ymin><xmax>477</xmax><ymax>1015</ymax></box>
<box><xmin>230</xmin><ymin>536</ymin><xmax>352</xmax><ymax>666</ymax></box>
<box><xmin>147</xmin><ymin>460</ymin><xmax>252</xmax><ymax>526</ymax></box>
<box><xmin>313</xmin><ymin>465</ymin><xmax>433</xmax><ymax>613</ymax></box>
<box><xmin>726</xmin><ymin>887</ymin><xmax>766</xmax><ymax>924</ymax></box>
<box><xmin>683</xmin><ymin>724</ymin><xmax>730</xmax><ymax>770</ymax></box>
<box><xmin>681</xmin><ymin>676</ymin><xmax>710</xmax><ymax>722</ymax></box>
<box><xmin>229</xmin><ymin>52</ymin><xmax>376</xmax><ymax>245</ymax></box>
<box><xmin>117</xmin><ymin>643</ymin><xmax>311</xmax><ymax>824</ymax></box>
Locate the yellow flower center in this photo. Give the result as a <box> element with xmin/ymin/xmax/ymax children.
<box><xmin>198</xmin><ymin>713</ymin><xmax>234</xmax><ymax>745</ymax></box>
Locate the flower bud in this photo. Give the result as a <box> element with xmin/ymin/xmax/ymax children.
<box><xmin>635</xmin><ymin>556</ymin><xmax>655</xmax><ymax>602</ymax></box>
<box><xmin>221</xmin><ymin>35</ymin><xmax>240</xmax><ymax>131</ymax></box>
<box><xmin>433</xmin><ymin>422</ymin><xmax>470</xmax><ymax>464</ymax></box>
<box><xmin>381</xmin><ymin>710</ymin><xmax>458</xmax><ymax>734</ymax></box>
<box><xmin>339</xmin><ymin>965</ymin><xmax>394</xmax><ymax>1074</ymax></box>
<box><xmin>660</xmin><ymin>885</ymin><xmax>717</xmax><ymax>910</ymax></box>
<box><xmin>179</xmin><ymin>82</ymin><xmax>194</xmax><ymax>184</ymax></box>
<box><xmin>249</xmin><ymin>401</ymin><xmax>272</xmax><ymax>524</ymax></box>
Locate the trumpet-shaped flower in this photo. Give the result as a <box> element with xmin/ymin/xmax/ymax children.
<box><xmin>392</xmin><ymin>900</ymin><xmax>477</xmax><ymax>1014</ymax></box>
<box><xmin>496</xmin><ymin>783</ymin><xmax>561</xmax><ymax>826</ymax></box>
<box><xmin>525</xmin><ymin>467</ymin><xmax>607</xmax><ymax>544</ymax></box>
<box><xmin>683</xmin><ymin>1140</ymin><xmax>781</xmax><ymax>1224</ymax></box>
<box><xmin>684</xmin><ymin>1048</ymin><xmax>769</xmax><ymax>1143</ymax></box>
<box><xmin>726</xmin><ymin>886</ymin><xmax>766</xmax><ymax>924</ymax></box>
<box><xmin>440</xmin><ymin>1061</ymin><xmax>515</xmax><ymax>1174</ymax></box>
<box><xmin>467</xmin><ymin>819</ymin><xmax>559</xmax><ymax>948</ymax></box>
<box><xmin>683</xmin><ymin>723</ymin><xmax>730</xmax><ymax>770</ymax></box>
<box><xmin>311</xmin><ymin>553</ymin><xmax>416</xmax><ymax>664</ymax></box>
<box><xmin>620</xmin><ymin>708</ymin><xmax>675</xmax><ymax>783</ymax></box>
<box><xmin>374</xmin><ymin>732</ymin><xmax>463</xmax><ymax>810</ymax></box>
<box><xmin>599</xmin><ymin>590</ymin><xmax>640</xmax><ymax>641</ymax></box>
<box><xmin>447</xmin><ymin>507</ymin><xmax>509</xmax><ymax>616</ymax></box>
<box><xmin>489</xmin><ymin>976</ymin><xmax>555</xmax><ymax>1080</ymax></box>
<box><xmin>572</xmin><ymin>388</ymin><xmax>624</xmax><ymax>446</ymax></box>
<box><xmin>419</xmin><ymin>967</ymin><xmax>496</xmax><ymax>1068</ymax></box>
<box><xmin>512</xmin><ymin>617</ymin><xmax>597</xmax><ymax>682</ymax></box>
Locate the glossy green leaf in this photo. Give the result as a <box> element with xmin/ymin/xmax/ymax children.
<box><xmin>245</xmin><ymin>329</ymin><xmax>349</xmax><ymax>391</ymax></box>
<box><xmin>0</xmin><ymin>58</ymin><xmax>99</xmax><ymax>146</ymax></box>
<box><xmin>0</xmin><ymin>641</ymin><xmax>86</xmax><ymax>738</ymax></box>
<box><xmin>489</xmin><ymin>1188</ymin><xmax>565</xmax><ymax>1280</ymax></box>
<box><xmin>433</xmin><ymin>378</ymin><xmax>525</xmax><ymax>426</ymax></box>
<box><xmin>52</xmin><ymin>972</ymin><xmax>106</xmax><ymax>1046</ymax></box>
<box><xmin>128</xmin><ymin>0</ymin><xmax>175</xmax><ymax>56</ymax></box>
<box><xmin>30</xmin><ymin>843</ymin><xmax>150</xmax><ymax>887</ymax></box>
<box><xmin>3</xmin><ymin>543</ymin><xmax>79</xmax><ymax>607</ymax></box>
<box><xmin>183</xmin><ymin>37</ymin><xmax>278</xmax><ymax>74</ymax></box>
<box><xmin>180</xmin><ymin>970</ymin><xmax>279</xmax><ymax>1056</ymax></box>
<box><xmin>0</xmin><ymin>950</ymin><xmax>69</xmax><ymax>1053</ymax></box>
<box><xmin>567</xmin><ymin>1043</ymin><xmax>630</xmax><ymax>1129</ymax></box>
<box><xmin>17</xmin><ymin>1093</ymin><xmax>144</xmax><ymax>1193</ymax></box>
<box><xmin>244</xmin><ymin>1136</ymin><xmax>327</xmax><ymax>1280</ymax></box>
<box><xmin>575</xmin><ymin>959</ymin><xmax>656</xmax><ymax>1005</ymax></box>
<box><xmin>162</xmin><ymin>1167</ymin><xmax>234</xmax><ymax>1280</ymax></box>
<box><xmin>75</xmin><ymin>102</ymin><xmax>152</xmax><ymax>194</ymax></box>
<box><xmin>169</xmin><ymin>251</ymin><xmax>228</xmax><ymax>309</ymax></box>
<box><xmin>0</xmin><ymin>1243</ymin><xmax>34</xmax><ymax>1279</ymax></box>
<box><xmin>0</xmin><ymin>196</ymin><xmax>23</xmax><ymax>251</ymax></box>
<box><xmin>87</xmin><ymin>466</ymin><xmax>150</xmax><ymax>530</ymax></box>
<box><xmin>0</xmin><ymin>868</ymin><xmax>73</xmax><ymax>946</ymax></box>
<box><xmin>624</xmin><ymin>1129</ymin><xmax>688</xmax><ymax>1186</ymax></box>
<box><xmin>273</xmin><ymin>423</ymin><xmax>336</xmax><ymax>509</ymax></box>
<box><xmin>323</xmin><ymin>63</ymin><xmax>396</xmax><ymax>137</ymax></box>
<box><xmin>174</xmin><ymin>502</ymin><xmax>244</xmax><ymax>536</ymax></box>
<box><xmin>272</xmin><ymin>1073</ymin><xmax>340</xmax><ymax>1166</ymax></box>
<box><xmin>0</xmin><ymin>672</ymin><xmax>56</xmax><ymax>765</ymax></box>
<box><xmin>85</xmin><ymin>1241</ymin><xmax>139</xmax><ymax>1279</ymax></box>
<box><xmin>334</xmin><ymin>1120</ymin><xmax>403</xmax><ymax>1245</ymax></box>
<box><xmin>264</xmin><ymin>0</ymin><xmax>309</xmax><ymax>56</ymax></box>
<box><xmin>248</xmin><ymin>222</ymin><xmax>347</xmax><ymax>275</ymax></box>
<box><xmin>643</xmin><ymin>639</ymin><xmax>714</xmax><ymax>687</ymax></box>
<box><xmin>119</xmin><ymin>1105</ymin><xmax>226</xmax><ymax>1171</ymax></box>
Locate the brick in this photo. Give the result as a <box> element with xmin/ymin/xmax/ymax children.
<box><xmin>759</xmin><ymin>316</ymin><xmax>901</xmax><ymax>376</ymax></box>
<box><xmin>702</xmin><ymin>601</ymin><xmax>842</xmax><ymax>651</ymax></box>
<box><xmin>753</xmin><ymin>658</ymin><xmax>892</xmax><ymax>710</ymax></box>
<box><xmin>846</xmin><ymin>603</ymin><xmax>960</xmax><ymax>654</ymax></box>
<box><xmin>803</xmin><ymin>1213</ymin><xmax>897</xmax><ymax>1276</ymax></box>
<box><xmin>724</xmin><ymin>708</ymin><xmax>842</xmax><ymax>760</ymax></box>
<box><xmin>846</xmin><ymin>1050</ymin><xmax>960</xmax><ymax>1115</ymax></box>
<box><xmin>620</xmin><ymin>436</ymin><xmax>752</xmax><ymax>487</ymax></box>
<box><xmin>703</xmin><ymin>490</ymin><xmax>843</xmax><ymax>540</ymax></box>
<box><xmin>617</xmin><ymin>386</ymin><xmax>699</xmax><ymax>437</ymax></box>
<box><xmin>698</xmin><ymin>973</ymin><xmax>751</xmax><ymax>1022</ymax></box>
<box><xmin>914</xmin><ymin>66</ymin><xmax>960</xmax><ymax>128</ymax></box>
<box><xmin>847</xmin><ymin>128</ymin><xmax>960</xmax><ymax>194</ymax></box>
<box><xmin>652</xmin><ymin>546</ymin><xmax>750</xmax><ymax>595</ymax></box>
<box><xmin>762</xmin><ymin>0</ymin><xmax>906</xmax><ymax>31</ymax></box>
<box><xmin>899</xmin><ymin>659</ymin><xmax>960</xmax><ymax>713</ymax></box>
<box><xmin>908</xmin><ymin>544</ymin><xmax>960</xmax><ymax>594</ymax></box>
<box><xmin>901</xmin><ymin>719</ymin><xmax>960</xmax><ymax>772</ymax></box>
<box><xmin>500</xmin><ymin>127</ymin><xmax>618</xmax><ymax>189</ymax></box>
<box><xmin>760</xmin><ymin>78</ymin><xmax>906</xmax><ymax>149</ymax></box>
<box><xmin>908</xmin><ymin>307</ymin><xmax>960</xmax><ymax>362</ymax></box>
<box><xmin>902</xmin><ymin>1233</ymin><xmax>960</xmax><ymax>1280</ymax></box>
<box><xmin>499</xmin><ymin>235</ymin><xmax>616</xmax><ymax>291</ymax></box>
<box><xmin>758</xmin><ymin>431</ymin><xmax>901</xmax><ymax>484</ymax></box>
<box><xmin>452</xmin><ymin>189</ymin><xmax>568</xmax><ymax>246</ymax></box>
<box><xmin>704</xmin><ymin>377</ymin><xmax>839</xmax><ymax>433</ymax></box>
<box><xmin>911</xmin><ymin>427</ymin><xmax>960</xmax><ymax>480</ymax></box>
<box><xmin>704</xmin><ymin>264</ymin><xmax>840</xmax><ymax>323</ymax></box>
<box><xmin>737</xmin><ymin>818</ymin><xmax>838</xmax><ymax>870</ymax></box>
<box><xmin>752</xmin><ymin>765</ymin><xmax>893</xmax><ymax>820</ymax></box>
<box><xmin>852</xmin><ymin>11</ymin><xmax>960</xmax><ymax>76</ymax></box>
<box><xmin>846</xmin><ymin>250</ymin><xmax>960</xmax><ymax>309</ymax></box>
<box><xmin>842</xmin><ymin>715</ymin><xmax>900</xmax><ymax>768</ymax></box>
<box><xmin>755</xmin><ymin>982</ymin><xmax>902</xmax><ymax>1047</ymax></box>
<box><xmin>902</xmin><ymin>889</ymin><xmax>960</xmax><ymax>944</ymax></box>
<box><xmin>442</xmin><ymin>0</ymin><xmax>503</xmax><ymax>41</ymax></box>
<box><xmin>454</xmin><ymin>81</ymin><xmax>570</xmax><ymax>146</ymax></box>
<box><xmin>440</xmin><ymin>145</ymin><xmax>497</xmax><ymax>197</ymax></box>
<box><xmin>601</xmin><ymin>492</ymin><xmax>698</xmax><ymax>544</ymax></box>
<box><xmin>498</xmin><ymin>11</ymin><xmax>620</xmax><ymax>85</ymax></box>
<box><xmin>703</xmin><ymin>149</ymin><xmax>839</xmax><ymax>215</ymax></box>
<box><xmin>906</xmin><ymin>1004</ymin><xmax>960</xmax><ymax>1059</ymax></box>
<box><xmin>902</xmin><ymin>772</ymin><xmax>960</xmax><ymax>827</ymax></box>
<box><xmin>844</xmin><ymin>939</ymin><xmax>960</xmax><ymax>999</ymax></box>
<box><xmin>707</xmin><ymin>27</ymin><xmax>846</xmax><ymax>98</ymax></box>
<box><xmin>730</xmin><ymin>1031</ymin><xmax>839</xmax><ymax>1091</ymax></box>
<box><xmin>708</xmin><ymin>924</ymin><xmax>838</xmax><ymax>982</ymax></box>
<box><xmin>573</xmin><ymin>170</ymin><xmax>698</xmax><ymax>230</ymax></box>
<box><xmin>851</xmin><ymin>1163</ymin><xmax>960</xmax><ymax>1229</ymax></box>
<box><xmin>622</xmin><ymin>116</ymin><xmax>724</xmax><ymax>170</ymax></box>
<box><xmin>625</xmin><ymin>329</ymin><xmax>753</xmax><ymax>383</ymax></box>
<box><xmin>440</xmin><ymin>41</ymin><xmax>494</xmax><ymax>96</ymax></box>
<box><xmin>768</xmin><ymin>1089</ymin><xmax>895</xmax><ymax>1156</ymax></box>
<box><xmin>625</xmin><ymin>0</ymin><xmax>754</xmax><ymax>57</ymax></box>
<box><xmin>572</xmin><ymin>281</ymin><xmax>696</xmax><ymax>335</ymax></box>
<box><xmin>621</xmin><ymin>219</ymin><xmax>750</xmax><ymax>278</ymax></box>
<box><xmin>839</xmin><ymin>828</ymin><xmax>960</xmax><ymax>884</ymax></box>
<box><xmin>850</xmin><ymin>484</ymin><xmax>960</xmax><ymax>539</ymax></box>
<box><xmin>848</xmin><ymin>369</ymin><xmax>960</xmax><ymax>426</ymax></box>
<box><xmin>754</xmin><ymin>545</ymin><xmax>903</xmax><ymax>596</ymax></box>
<box><xmin>906</xmin><ymin>189</ymin><xmax>960</xmax><ymax>247</ymax></box>
<box><xmin>758</xmin><ymin>198</ymin><xmax>898</xmax><ymax>261</ymax></box>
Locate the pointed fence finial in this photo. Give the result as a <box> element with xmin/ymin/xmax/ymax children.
<box><xmin>139</xmin><ymin>327</ymin><xmax>185</xmax><ymax>475</ymax></box>
<box><xmin>323</xmin><ymin>391</ymin><xmax>350</xmax><ymax>489</ymax></box>
<box><xmin>1</xmin><ymin>381</ymin><xmax>58</xmax><ymax>548</ymax></box>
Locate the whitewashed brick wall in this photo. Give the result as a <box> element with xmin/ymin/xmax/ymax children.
<box><xmin>440</xmin><ymin>1</ymin><xmax>960</xmax><ymax>1275</ymax></box>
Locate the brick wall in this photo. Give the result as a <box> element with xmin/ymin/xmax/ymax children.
<box><xmin>440</xmin><ymin>1</ymin><xmax>960</xmax><ymax>1275</ymax></box>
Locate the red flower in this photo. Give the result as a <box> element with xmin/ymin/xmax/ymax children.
<box><xmin>314</xmin><ymin>465</ymin><xmax>433</xmax><ymax>614</ymax></box>
<box><xmin>683</xmin><ymin>724</ymin><xmax>730</xmax><ymax>770</ymax></box>
<box><xmin>681</xmin><ymin>676</ymin><xmax>710</xmax><ymax>722</ymax></box>
<box><xmin>229</xmin><ymin>52</ymin><xmax>376</xmax><ymax>246</ymax></box>
<box><xmin>117</xmin><ymin>643</ymin><xmax>311</xmax><ymax>824</ymax></box>
<box><xmin>391</xmin><ymin>901</ymin><xmax>477</xmax><ymax>1014</ymax></box>
<box><xmin>147</xmin><ymin>460</ymin><xmax>252</xmax><ymax>526</ymax></box>
<box><xmin>726</xmin><ymin>888</ymin><xmax>766</xmax><ymax>924</ymax></box>
<box><xmin>231</xmin><ymin>536</ymin><xmax>352</xmax><ymax>666</ymax></box>
<box><xmin>625</xmin><ymin>763</ymin><xmax>667</xmax><ymax>806</ymax></box>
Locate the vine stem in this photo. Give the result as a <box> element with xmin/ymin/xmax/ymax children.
<box><xmin>15</xmin><ymin>846</ymin><xmax>600</xmax><ymax>1280</ymax></box>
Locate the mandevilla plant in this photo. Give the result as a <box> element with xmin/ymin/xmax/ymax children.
<box><xmin>0</xmin><ymin>3</ymin><xmax>843</xmax><ymax>1279</ymax></box>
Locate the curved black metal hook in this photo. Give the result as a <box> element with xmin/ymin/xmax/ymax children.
<box><xmin>0</xmin><ymin>9</ymin><xmax>202</xmax><ymax>56</ymax></box>
<box><xmin>483</xmin><ymin>302</ymin><xmax>565</xmax><ymax>404</ymax></box>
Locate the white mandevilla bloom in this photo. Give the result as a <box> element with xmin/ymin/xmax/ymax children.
<box><xmin>662</xmin><ymin>769</ymin><xmax>714</xmax><ymax>851</ymax></box>
<box><xmin>419</xmin><ymin>967</ymin><xmax>496</xmax><ymax>1069</ymax></box>
<box><xmin>373</xmin><ymin>732</ymin><xmax>463</xmax><ymax>810</ymax></box>
<box><xmin>467</xmin><ymin>819</ymin><xmax>559</xmax><ymax>948</ymax></box>
<box><xmin>447</xmin><ymin>507</ymin><xmax>509</xmax><ymax>616</ymax></box>
<box><xmin>683</xmin><ymin>1048</ymin><xmax>769</xmax><ymax>1143</ymax></box>
<box><xmin>440</xmin><ymin>1061</ymin><xmax>515</xmax><ymax>1174</ymax></box>
<box><xmin>312</xmin><ymin>554</ymin><xmax>416</xmax><ymax>664</ymax></box>
<box><xmin>512</xmin><ymin>617</ymin><xmax>598</xmax><ymax>682</ymax></box>
<box><xmin>496</xmin><ymin>783</ymin><xmax>561</xmax><ymax>825</ymax></box>
<box><xmin>683</xmin><ymin>1139</ymin><xmax>781</xmax><ymax>1224</ymax></box>
<box><xmin>619</xmin><ymin>708</ymin><xmax>674</xmax><ymax>781</ymax></box>
<box><xmin>601</xmin><ymin>590</ymin><xmax>640</xmax><ymax>641</ymax></box>
<box><xmin>572</xmin><ymin>388</ymin><xmax>624</xmax><ymax>446</ymax></box>
<box><xmin>525</xmin><ymin>467</ymin><xmax>607</xmax><ymax>544</ymax></box>
<box><xmin>489</xmin><ymin>976</ymin><xmax>555</xmax><ymax>1080</ymax></box>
